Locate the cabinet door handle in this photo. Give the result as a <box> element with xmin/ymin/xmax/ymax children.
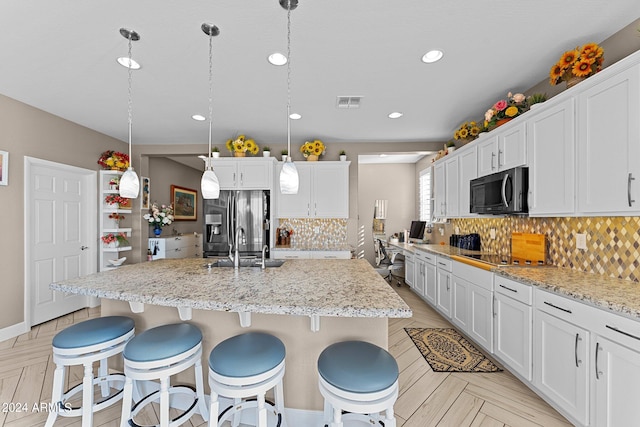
<box><xmin>543</xmin><ymin>301</ymin><xmax>572</xmax><ymax>314</ymax></box>
<box><xmin>606</xmin><ymin>324</ymin><xmax>640</xmax><ymax>341</ymax></box>
<box><xmin>498</xmin><ymin>149</ymin><xmax>503</xmax><ymax>167</ymax></box>
<box><xmin>446</xmin><ymin>275</ymin><xmax>450</xmax><ymax>291</ymax></box>
<box><xmin>315</xmin><ymin>202</ymin><xmax>317</xmax><ymax>216</ymax></box>
<box><xmin>240</xmin><ymin>172</ymin><xmax>244</xmax><ymax>186</ymax></box>
<box><xmin>595</xmin><ymin>342</ymin><xmax>601</xmax><ymax>380</ymax></box>
<box><xmin>628</xmin><ymin>173</ymin><xmax>635</xmax><ymax>207</ymax></box>
<box><xmin>499</xmin><ymin>284</ymin><xmax>518</xmax><ymax>293</ymax></box>
<box><xmin>491</xmin><ymin>152</ymin><xmax>496</xmax><ymax>170</ymax></box>
<box><xmin>574</xmin><ymin>333</ymin><xmax>582</xmax><ymax>367</ymax></box>
<box><xmin>233</xmin><ymin>172</ymin><xmax>237</xmax><ymax>186</ymax></box>
<box><xmin>307</xmin><ymin>203</ymin><xmax>310</xmax><ymax>217</ymax></box>
<box><xmin>493</xmin><ymin>295</ymin><xmax>497</xmax><ymax>318</ymax></box>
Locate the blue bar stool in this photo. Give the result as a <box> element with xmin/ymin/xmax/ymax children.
<box><xmin>208</xmin><ymin>332</ymin><xmax>287</xmax><ymax>427</ymax></box>
<box><xmin>120</xmin><ymin>323</ymin><xmax>209</xmax><ymax>427</ymax></box>
<box><xmin>317</xmin><ymin>341</ymin><xmax>399</xmax><ymax>427</ymax></box>
<box><xmin>45</xmin><ymin>315</ymin><xmax>135</xmax><ymax>427</ymax></box>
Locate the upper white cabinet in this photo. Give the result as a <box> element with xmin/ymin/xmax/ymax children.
<box><xmin>276</xmin><ymin>161</ymin><xmax>350</xmax><ymax>218</ymax></box>
<box><xmin>577</xmin><ymin>63</ymin><xmax>640</xmax><ymax>215</ymax></box>
<box><xmin>527</xmin><ymin>98</ymin><xmax>576</xmax><ymax>216</ymax></box>
<box><xmin>433</xmin><ymin>163</ymin><xmax>445</xmax><ymax>218</ymax></box>
<box><xmin>444</xmin><ymin>156</ymin><xmax>460</xmax><ymax>217</ymax></box>
<box><xmin>477</xmin><ymin>121</ymin><xmax>526</xmax><ymax>177</ymax></box>
<box><xmin>211</xmin><ymin>158</ymin><xmax>275</xmax><ymax>190</ymax></box>
<box><xmin>458</xmin><ymin>146</ymin><xmax>478</xmax><ymax>217</ymax></box>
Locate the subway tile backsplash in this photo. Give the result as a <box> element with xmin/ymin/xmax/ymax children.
<box><xmin>451</xmin><ymin>217</ymin><xmax>640</xmax><ymax>283</ymax></box>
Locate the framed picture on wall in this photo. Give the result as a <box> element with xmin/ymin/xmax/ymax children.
<box><xmin>0</xmin><ymin>150</ymin><xmax>8</xmax><ymax>186</ymax></box>
<box><xmin>171</xmin><ymin>185</ymin><xmax>197</xmax><ymax>220</ymax></box>
<box><xmin>141</xmin><ymin>176</ymin><xmax>150</xmax><ymax>210</ymax></box>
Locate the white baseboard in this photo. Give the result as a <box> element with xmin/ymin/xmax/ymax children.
<box><xmin>0</xmin><ymin>321</ymin><xmax>29</xmax><ymax>342</ymax></box>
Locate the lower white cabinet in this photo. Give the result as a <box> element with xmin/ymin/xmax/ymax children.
<box><xmin>591</xmin><ymin>307</ymin><xmax>640</xmax><ymax>426</ymax></box>
<box><xmin>494</xmin><ymin>276</ymin><xmax>532</xmax><ymax>381</ymax></box>
<box><xmin>414</xmin><ymin>250</ymin><xmax>436</xmax><ymax>304</ymax></box>
<box><xmin>534</xmin><ymin>290</ymin><xmax>590</xmax><ymax>426</ymax></box>
<box><xmin>451</xmin><ymin>275</ymin><xmax>470</xmax><ymax>331</ymax></box>
<box><xmin>149</xmin><ymin>234</ymin><xmax>202</xmax><ymax>260</ymax></box>
<box><xmin>272</xmin><ymin>250</ymin><xmax>350</xmax><ymax>260</ymax></box>
<box><xmin>404</xmin><ymin>252</ymin><xmax>415</xmax><ymax>288</ymax></box>
<box><xmin>435</xmin><ymin>256</ymin><xmax>452</xmax><ymax>318</ymax></box>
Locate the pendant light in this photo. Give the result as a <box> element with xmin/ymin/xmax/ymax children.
<box><xmin>279</xmin><ymin>0</ymin><xmax>299</xmax><ymax>195</ymax></box>
<box><xmin>200</xmin><ymin>23</ymin><xmax>221</xmax><ymax>199</ymax></box>
<box><xmin>118</xmin><ymin>28</ymin><xmax>140</xmax><ymax>199</ymax></box>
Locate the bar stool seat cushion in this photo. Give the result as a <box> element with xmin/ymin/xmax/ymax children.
<box><xmin>209</xmin><ymin>332</ymin><xmax>285</xmax><ymax>378</ymax></box>
<box><xmin>318</xmin><ymin>341</ymin><xmax>398</xmax><ymax>394</ymax></box>
<box><xmin>52</xmin><ymin>316</ymin><xmax>135</xmax><ymax>349</ymax></box>
<box><xmin>123</xmin><ymin>323</ymin><xmax>202</xmax><ymax>362</ymax></box>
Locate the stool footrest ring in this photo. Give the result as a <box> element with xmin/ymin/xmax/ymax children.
<box><xmin>54</xmin><ymin>373</ymin><xmax>126</xmax><ymax>418</ymax></box>
<box><xmin>129</xmin><ymin>385</ymin><xmax>199</xmax><ymax>427</ymax></box>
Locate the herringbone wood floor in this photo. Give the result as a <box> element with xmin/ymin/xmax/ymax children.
<box><xmin>0</xmin><ymin>284</ymin><xmax>572</xmax><ymax>426</ymax></box>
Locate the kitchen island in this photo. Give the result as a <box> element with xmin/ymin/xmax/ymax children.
<box><xmin>50</xmin><ymin>258</ymin><xmax>411</xmax><ymax>414</ymax></box>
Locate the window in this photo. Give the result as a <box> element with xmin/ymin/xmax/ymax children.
<box><xmin>419</xmin><ymin>167</ymin><xmax>432</xmax><ymax>223</ymax></box>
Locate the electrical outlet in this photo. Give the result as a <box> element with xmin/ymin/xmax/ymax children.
<box><xmin>490</xmin><ymin>228</ymin><xmax>496</xmax><ymax>240</ymax></box>
<box><xmin>576</xmin><ymin>233</ymin><xmax>587</xmax><ymax>250</ymax></box>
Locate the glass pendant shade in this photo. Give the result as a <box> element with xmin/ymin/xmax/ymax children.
<box><xmin>119</xmin><ymin>167</ymin><xmax>140</xmax><ymax>198</ymax></box>
<box><xmin>280</xmin><ymin>161</ymin><xmax>299</xmax><ymax>194</ymax></box>
<box><xmin>201</xmin><ymin>168</ymin><xmax>220</xmax><ymax>199</ymax></box>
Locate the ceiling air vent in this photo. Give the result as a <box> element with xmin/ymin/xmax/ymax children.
<box><xmin>336</xmin><ymin>96</ymin><xmax>362</xmax><ymax>109</ymax></box>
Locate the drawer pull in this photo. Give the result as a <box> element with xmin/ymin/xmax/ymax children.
<box><xmin>499</xmin><ymin>284</ymin><xmax>518</xmax><ymax>293</ymax></box>
<box><xmin>438</xmin><ymin>262</ymin><xmax>447</xmax><ymax>267</ymax></box>
<box><xmin>543</xmin><ymin>301</ymin><xmax>572</xmax><ymax>314</ymax></box>
<box><xmin>606</xmin><ymin>324</ymin><xmax>640</xmax><ymax>341</ymax></box>
<box><xmin>595</xmin><ymin>342</ymin><xmax>601</xmax><ymax>380</ymax></box>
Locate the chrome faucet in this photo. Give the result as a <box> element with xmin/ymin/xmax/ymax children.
<box><xmin>233</xmin><ymin>226</ymin><xmax>246</xmax><ymax>269</ymax></box>
<box><xmin>261</xmin><ymin>244</ymin><xmax>269</xmax><ymax>269</ymax></box>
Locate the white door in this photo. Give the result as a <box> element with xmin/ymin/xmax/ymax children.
<box><xmin>26</xmin><ymin>157</ymin><xmax>96</xmax><ymax>325</ymax></box>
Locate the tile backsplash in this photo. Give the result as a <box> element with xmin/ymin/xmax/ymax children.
<box><xmin>451</xmin><ymin>217</ymin><xmax>640</xmax><ymax>283</ymax></box>
<box><xmin>277</xmin><ymin>218</ymin><xmax>348</xmax><ymax>248</ymax></box>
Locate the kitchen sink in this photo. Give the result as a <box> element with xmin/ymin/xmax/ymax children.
<box><xmin>205</xmin><ymin>259</ymin><xmax>285</xmax><ymax>268</ymax></box>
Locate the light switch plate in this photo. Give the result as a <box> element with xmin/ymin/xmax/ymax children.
<box><xmin>576</xmin><ymin>233</ymin><xmax>587</xmax><ymax>250</ymax></box>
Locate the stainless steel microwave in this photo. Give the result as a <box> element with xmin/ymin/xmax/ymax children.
<box><xmin>470</xmin><ymin>166</ymin><xmax>528</xmax><ymax>214</ymax></box>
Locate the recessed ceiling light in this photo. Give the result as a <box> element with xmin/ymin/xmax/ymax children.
<box><xmin>117</xmin><ymin>57</ymin><xmax>141</xmax><ymax>69</ymax></box>
<box><xmin>268</xmin><ymin>52</ymin><xmax>287</xmax><ymax>66</ymax></box>
<box><xmin>192</xmin><ymin>114</ymin><xmax>206</xmax><ymax>121</ymax></box>
<box><xmin>289</xmin><ymin>113</ymin><xmax>302</xmax><ymax>120</ymax></box>
<box><xmin>422</xmin><ymin>50</ymin><xmax>444</xmax><ymax>63</ymax></box>
<box><xmin>388</xmin><ymin>112</ymin><xmax>403</xmax><ymax>119</ymax></box>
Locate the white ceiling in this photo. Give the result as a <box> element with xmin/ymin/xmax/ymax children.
<box><xmin>1</xmin><ymin>1</ymin><xmax>638</xmax><ymax>150</ymax></box>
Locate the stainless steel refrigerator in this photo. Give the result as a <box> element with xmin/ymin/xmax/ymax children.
<box><xmin>203</xmin><ymin>190</ymin><xmax>270</xmax><ymax>258</ymax></box>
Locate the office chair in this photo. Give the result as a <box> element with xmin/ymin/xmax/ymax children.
<box><xmin>374</xmin><ymin>239</ymin><xmax>404</xmax><ymax>287</ymax></box>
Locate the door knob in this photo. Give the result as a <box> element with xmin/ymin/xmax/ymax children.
<box><xmin>80</xmin><ymin>246</ymin><xmax>89</xmax><ymax>250</ymax></box>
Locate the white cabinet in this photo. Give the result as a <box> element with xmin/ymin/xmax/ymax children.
<box><xmin>591</xmin><ymin>308</ymin><xmax>640</xmax><ymax>426</ymax></box>
<box><xmin>415</xmin><ymin>251</ymin><xmax>436</xmax><ymax>305</ymax></box>
<box><xmin>276</xmin><ymin>162</ymin><xmax>350</xmax><ymax>218</ymax></box>
<box><xmin>577</xmin><ymin>63</ymin><xmax>640</xmax><ymax>215</ymax></box>
<box><xmin>458</xmin><ymin>146</ymin><xmax>478</xmax><ymax>217</ymax></box>
<box><xmin>433</xmin><ymin>163</ymin><xmax>446</xmax><ymax>218</ymax></box>
<box><xmin>149</xmin><ymin>234</ymin><xmax>202</xmax><ymax>260</ymax></box>
<box><xmin>444</xmin><ymin>156</ymin><xmax>459</xmax><ymax>217</ymax></box>
<box><xmin>534</xmin><ymin>290</ymin><xmax>590</xmax><ymax>426</ymax></box>
<box><xmin>452</xmin><ymin>261</ymin><xmax>494</xmax><ymax>353</ymax></box>
<box><xmin>413</xmin><ymin>252</ymin><xmax>426</xmax><ymax>297</ymax></box>
<box><xmin>404</xmin><ymin>251</ymin><xmax>415</xmax><ymax>288</ymax></box>
<box><xmin>99</xmin><ymin>171</ymin><xmax>132</xmax><ymax>272</ymax></box>
<box><xmin>477</xmin><ymin>121</ymin><xmax>526</xmax><ymax>177</ymax></box>
<box><xmin>271</xmin><ymin>250</ymin><xmax>350</xmax><ymax>259</ymax></box>
<box><xmin>527</xmin><ymin>98</ymin><xmax>576</xmax><ymax>216</ymax></box>
<box><xmin>435</xmin><ymin>256</ymin><xmax>452</xmax><ymax>318</ymax></box>
<box><xmin>211</xmin><ymin>158</ymin><xmax>274</xmax><ymax>190</ymax></box>
<box><xmin>494</xmin><ymin>275</ymin><xmax>532</xmax><ymax>380</ymax></box>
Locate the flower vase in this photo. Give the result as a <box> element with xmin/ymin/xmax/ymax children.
<box><xmin>495</xmin><ymin>118</ymin><xmax>513</xmax><ymax>128</ymax></box>
<box><xmin>153</xmin><ymin>226</ymin><xmax>162</xmax><ymax>237</ymax></box>
<box><xmin>306</xmin><ymin>154</ymin><xmax>319</xmax><ymax>161</ymax></box>
<box><xmin>566</xmin><ymin>76</ymin><xmax>586</xmax><ymax>88</ymax></box>
<box><xmin>211</xmin><ymin>151</ymin><xmax>220</xmax><ymax>158</ymax></box>
<box><xmin>234</xmin><ymin>152</ymin><xmax>246</xmax><ymax>158</ymax></box>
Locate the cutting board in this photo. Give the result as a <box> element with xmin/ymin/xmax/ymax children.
<box><xmin>511</xmin><ymin>232</ymin><xmax>546</xmax><ymax>261</ymax></box>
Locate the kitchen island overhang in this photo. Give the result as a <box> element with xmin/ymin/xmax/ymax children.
<box><xmin>50</xmin><ymin>258</ymin><xmax>411</xmax><ymax>412</ymax></box>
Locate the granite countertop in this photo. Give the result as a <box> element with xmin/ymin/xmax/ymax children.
<box><xmin>50</xmin><ymin>258</ymin><xmax>411</xmax><ymax>319</ymax></box>
<box><xmin>390</xmin><ymin>241</ymin><xmax>640</xmax><ymax>321</ymax></box>
<box><xmin>494</xmin><ymin>267</ymin><xmax>640</xmax><ymax>320</ymax></box>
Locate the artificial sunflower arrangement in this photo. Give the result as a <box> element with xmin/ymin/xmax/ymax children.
<box><xmin>453</xmin><ymin>121</ymin><xmax>481</xmax><ymax>141</ymax></box>
<box><xmin>483</xmin><ymin>92</ymin><xmax>528</xmax><ymax>130</ymax></box>
<box><xmin>97</xmin><ymin>150</ymin><xmax>130</xmax><ymax>171</ymax></box>
<box><xmin>549</xmin><ymin>42</ymin><xmax>604</xmax><ymax>86</ymax></box>
<box><xmin>225</xmin><ymin>135</ymin><xmax>259</xmax><ymax>156</ymax></box>
<box><xmin>300</xmin><ymin>139</ymin><xmax>325</xmax><ymax>159</ymax></box>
